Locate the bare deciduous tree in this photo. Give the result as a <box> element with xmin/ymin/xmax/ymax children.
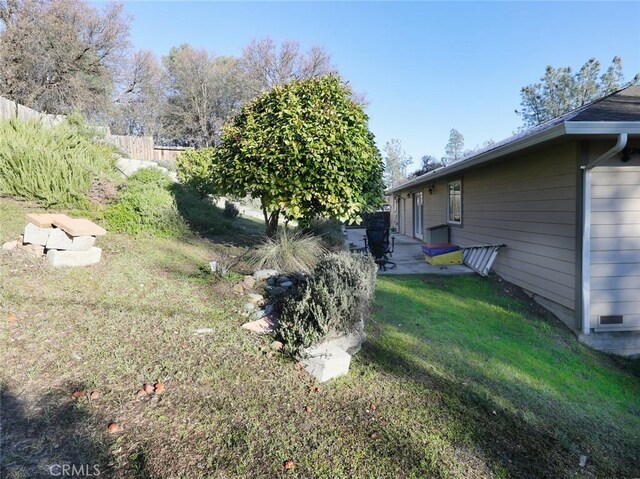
<box><xmin>162</xmin><ymin>44</ymin><xmax>249</xmax><ymax>147</ymax></box>
<box><xmin>111</xmin><ymin>50</ymin><xmax>167</xmax><ymax>137</ymax></box>
<box><xmin>241</xmin><ymin>38</ymin><xmax>336</xmax><ymax>95</ymax></box>
<box><xmin>0</xmin><ymin>0</ymin><xmax>130</xmax><ymax>120</ymax></box>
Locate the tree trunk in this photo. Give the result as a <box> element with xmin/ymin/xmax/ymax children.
<box><xmin>262</xmin><ymin>207</ymin><xmax>280</xmax><ymax>237</ymax></box>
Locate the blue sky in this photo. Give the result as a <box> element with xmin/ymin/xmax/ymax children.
<box><xmin>120</xmin><ymin>1</ymin><xmax>640</xmax><ymax>170</ymax></box>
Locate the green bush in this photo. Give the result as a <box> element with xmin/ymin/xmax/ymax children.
<box><xmin>278</xmin><ymin>252</ymin><xmax>377</xmax><ymax>355</ymax></box>
<box><xmin>176</xmin><ymin>148</ymin><xmax>214</xmax><ymax>198</ymax></box>
<box><xmin>223</xmin><ymin>200</ymin><xmax>240</xmax><ymax>219</ymax></box>
<box><xmin>0</xmin><ymin>118</ymin><xmax>117</xmax><ymax>206</ymax></box>
<box><xmin>105</xmin><ymin>168</ymin><xmax>188</xmax><ymax>238</ymax></box>
<box><xmin>249</xmin><ymin>229</ymin><xmax>327</xmax><ymax>275</ymax></box>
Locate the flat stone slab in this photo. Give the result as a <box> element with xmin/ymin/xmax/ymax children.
<box><xmin>25</xmin><ymin>213</ymin><xmax>70</xmax><ymax>228</ymax></box>
<box><xmin>301</xmin><ymin>344</ymin><xmax>351</xmax><ymax>383</ymax></box>
<box><xmin>47</xmin><ymin>247</ymin><xmax>102</xmax><ymax>267</ymax></box>
<box><xmin>241</xmin><ymin>316</ymin><xmax>279</xmax><ymax>334</ymax></box>
<box><xmin>51</xmin><ymin>217</ymin><xmax>107</xmax><ymax>237</ymax></box>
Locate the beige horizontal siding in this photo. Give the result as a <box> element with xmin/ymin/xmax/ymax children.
<box><xmin>590</xmin><ymin>165</ymin><xmax>640</xmax><ymax>331</ymax></box>
<box><xmin>448</xmin><ymin>142</ymin><xmax>578</xmax><ymax>310</ymax></box>
<box><xmin>592</xmin><ymin>275</ymin><xmax>640</xmax><ymax>290</ymax></box>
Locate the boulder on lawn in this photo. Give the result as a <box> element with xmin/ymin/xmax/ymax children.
<box><xmin>253</xmin><ymin>269</ymin><xmax>278</xmax><ymax>281</ymax></box>
<box><xmin>301</xmin><ymin>344</ymin><xmax>351</xmax><ymax>383</ymax></box>
<box><xmin>241</xmin><ymin>316</ymin><xmax>279</xmax><ymax>334</ymax></box>
<box><xmin>313</xmin><ymin>318</ymin><xmax>366</xmax><ymax>355</ymax></box>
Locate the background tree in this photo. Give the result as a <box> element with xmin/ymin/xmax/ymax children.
<box><xmin>443</xmin><ymin>128</ymin><xmax>465</xmax><ymax>165</ymax></box>
<box><xmin>0</xmin><ymin>0</ymin><xmax>130</xmax><ymax>120</ymax></box>
<box><xmin>409</xmin><ymin>154</ymin><xmax>443</xmax><ymax>178</ymax></box>
<box><xmin>162</xmin><ymin>44</ymin><xmax>249</xmax><ymax>147</ymax></box>
<box><xmin>516</xmin><ymin>56</ymin><xmax>640</xmax><ymax>127</ymax></box>
<box><xmin>204</xmin><ymin>75</ymin><xmax>384</xmax><ymax>236</ymax></box>
<box><xmin>111</xmin><ymin>50</ymin><xmax>167</xmax><ymax>137</ymax></box>
<box><xmin>241</xmin><ymin>38</ymin><xmax>335</xmax><ymax>95</ymax></box>
<box><xmin>382</xmin><ymin>139</ymin><xmax>411</xmax><ymax>188</ymax></box>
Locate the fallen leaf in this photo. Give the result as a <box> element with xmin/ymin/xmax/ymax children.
<box><xmin>154</xmin><ymin>382</ymin><xmax>165</xmax><ymax>394</ymax></box>
<box><xmin>304</xmin><ymin>405</ymin><xmax>312</xmax><ymax>413</ymax></box>
<box><xmin>71</xmin><ymin>390</ymin><xmax>85</xmax><ymax>398</ymax></box>
<box><xmin>7</xmin><ymin>314</ymin><xmax>17</xmax><ymax>323</ymax></box>
<box><xmin>370</xmin><ymin>432</ymin><xmax>381</xmax><ymax>439</ymax></box>
<box><xmin>136</xmin><ymin>389</ymin><xmax>147</xmax><ymax>397</ymax></box>
<box><xmin>89</xmin><ymin>391</ymin><xmax>100</xmax><ymax>400</ymax></box>
<box><xmin>283</xmin><ymin>459</ymin><xmax>295</xmax><ymax>470</ymax></box>
<box><xmin>143</xmin><ymin>383</ymin><xmax>154</xmax><ymax>394</ymax></box>
<box><xmin>294</xmin><ymin>362</ymin><xmax>303</xmax><ymax>370</ymax></box>
<box><xmin>107</xmin><ymin>422</ymin><xmax>119</xmax><ymax>433</ymax></box>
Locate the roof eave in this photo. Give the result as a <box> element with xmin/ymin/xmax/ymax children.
<box><xmin>387</xmin><ymin>123</ymin><xmax>567</xmax><ymax>194</ymax></box>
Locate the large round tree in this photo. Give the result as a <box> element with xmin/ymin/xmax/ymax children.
<box><xmin>211</xmin><ymin>74</ymin><xmax>384</xmax><ymax>236</ymax></box>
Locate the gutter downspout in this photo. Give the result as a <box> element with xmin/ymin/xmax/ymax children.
<box><xmin>581</xmin><ymin>134</ymin><xmax>628</xmax><ymax>335</ymax></box>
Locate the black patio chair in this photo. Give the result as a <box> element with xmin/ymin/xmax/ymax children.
<box><xmin>364</xmin><ymin>218</ymin><xmax>396</xmax><ymax>270</ymax></box>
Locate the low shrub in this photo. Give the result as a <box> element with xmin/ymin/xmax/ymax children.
<box><xmin>223</xmin><ymin>200</ymin><xmax>240</xmax><ymax>219</ymax></box>
<box><xmin>278</xmin><ymin>252</ymin><xmax>377</xmax><ymax>355</ymax></box>
<box><xmin>105</xmin><ymin>168</ymin><xmax>188</xmax><ymax>238</ymax></box>
<box><xmin>176</xmin><ymin>148</ymin><xmax>215</xmax><ymax>198</ymax></box>
<box><xmin>300</xmin><ymin>217</ymin><xmax>345</xmax><ymax>251</ymax></box>
<box><xmin>249</xmin><ymin>229</ymin><xmax>327</xmax><ymax>275</ymax></box>
<box><xmin>0</xmin><ymin>118</ymin><xmax>117</xmax><ymax>206</ymax></box>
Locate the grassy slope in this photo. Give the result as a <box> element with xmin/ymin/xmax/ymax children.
<box><xmin>1</xmin><ymin>198</ymin><xmax>638</xmax><ymax>478</ymax></box>
<box><xmin>372</xmin><ymin>275</ymin><xmax>640</xmax><ymax>478</ymax></box>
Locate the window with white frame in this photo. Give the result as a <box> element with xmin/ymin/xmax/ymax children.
<box><xmin>448</xmin><ymin>180</ymin><xmax>462</xmax><ymax>224</ymax></box>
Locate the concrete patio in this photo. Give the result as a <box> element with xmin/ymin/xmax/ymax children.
<box><xmin>345</xmin><ymin>228</ymin><xmax>474</xmax><ymax>275</ymax></box>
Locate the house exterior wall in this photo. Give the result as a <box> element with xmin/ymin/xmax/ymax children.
<box><xmin>589</xmin><ymin>142</ymin><xmax>640</xmax><ymax>332</ymax></box>
<box><xmin>394</xmin><ymin>141</ymin><xmax>579</xmax><ymax>312</ymax></box>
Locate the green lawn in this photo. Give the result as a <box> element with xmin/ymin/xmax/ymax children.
<box><xmin>1</xmin><ymin>198</ymin><xmax>638</xmax><ymax>478</ymax></box>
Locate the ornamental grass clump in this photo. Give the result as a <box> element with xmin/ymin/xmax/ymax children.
<box><xmin>278</xmin><ymin>252</ymin><xmax>377</xmax><ymax>355</ymax></box>
<box><xmin>249</xmin><ymin>229</ymin><xmax>327</xmax><ymax>275</ymax></box>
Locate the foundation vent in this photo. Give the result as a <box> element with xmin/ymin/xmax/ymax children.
<box><xmin>599</xmin><ymin>315</ymin><xmax>623</xmax><ymax>325</ymax></box>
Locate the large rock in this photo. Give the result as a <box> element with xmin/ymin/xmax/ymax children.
<box><xmin>45</xmin><ymin>228</ymin><xmax>96</xmax><ymax>251</ymax></box>
<box><xmin>253</xmin><ymin>269</ymin><xmax>278</xmax><ymax>281</ymax></box>
<box><xmin>246</xmin><ymin>293</ymin><xmax>264</xmax><ymax>304</ymax></box>
<box><xmin>47</xmin><ymin>247</ymin><xmax>102</xmax><ymax>267</ymax></box>
<box><xmin>315</xmin><ymin>319</ymin><xmax>366</xmax><ymax>355</ymax></box>
<box><xmin>117</xmin><ymin>158</ymin><xmax>173</xmax><ymax>178</ymax></box>
<box><xmin>301</xmin><ymin>344</ymin><xmax>351</xmax><ymax>383</ymax></box>
<box><xmin>241</xmin><ymin>316</ymin><xmax>279</xmax><ymax>334</ymax></box>
<box><xmin>23</xmin><ymin>223</ymin><xmax>52</xmax><ymax>246</ymax></box>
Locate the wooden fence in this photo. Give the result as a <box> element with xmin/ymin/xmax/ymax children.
<box><xmin>154</xmin><ymin>146</ymin><xmax>189</xmax><ymax>163</ymax></box>
<box><xmin>107</xmin><ymin>135</ymin><xmax>155</xmax><ymax>161</ymax></box>
<box><xmin>0</xmin><ymin>95</ymin><xmax>64</xmax><ymax>125</ymax></box>
<box><xmin>0</xmin><ymin>95</ymin><xmax>189</xmax><ymax>161</ymax></box>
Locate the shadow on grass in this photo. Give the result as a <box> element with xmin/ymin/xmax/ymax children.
<box><xmin>0</xmin><ymin>380</ymin><xmax>123</xmax><ymax>479</ymax></box>
<box><xmin>171</xmin><ymin>184</ymin><xmax>263</xmax><ymax>248</ymax></box>
<box><xmin>363</xmin><ymin>275</ymin><xmax>640</xmax><ymax>478</ymax></box>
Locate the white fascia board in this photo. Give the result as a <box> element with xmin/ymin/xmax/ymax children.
<box><xmin>565</xmin><ymin>122</ymin><xmax>640</xmax><ymax>135</ymax></box>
